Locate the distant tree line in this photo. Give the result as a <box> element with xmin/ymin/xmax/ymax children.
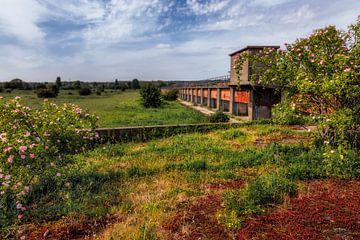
<box><xmin>0</xmin><ymin>77</ymin><xmax>170</xmax><ymax>98</ymax></box>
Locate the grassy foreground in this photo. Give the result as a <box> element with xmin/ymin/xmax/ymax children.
<box><xmin>2</xmin><ymin>116</ymin><xmax>359</xmax><ymax>239</ymax></box>
<box><xmin>0</xmin><ymin>90</ymin><xmax>208</xmax><ymax>128</ymax></box>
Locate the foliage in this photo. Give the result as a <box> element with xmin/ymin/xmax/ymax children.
<box><xmin>140</xmin><ymin>84</ymin><xmax>162</xmax><ymax>108</ymax></box>
<box><xmin>0</xmin><ymin>90</ymin><xmax>208</xmax><ymax>128</ymax></box>
<box><xmin>235</xmin><ymin>17</ymin><xmax>360</xmax><ymax>150</ymax></box>
<box><xmin>224</xmin><ymin>174</ymin><xmax>297</xmax><ymax>218</ymax></box>
<box><xmin>162</xmin><ymin>89</ymin><xmax>178</xmax><ymax>101</ymax></box>
<box><xmin>78</xmin><ymin>87</ymin><xmax>92</xmax><ymax>96</ymax></box>
<box><xmin>209</xmin><ymin>111</ymin><xmax>230</xmax><ymax>123</ymax></box>
<box><xmin>272</xmin><ymin>98</ymin><xmax>305</xmax><ymax>125</ymax></box>
<box><xmin>0</xmin><ymin>97</ymin><xmax>98</xmax><ymax>228</ymax></box>
<box><xmin>131</xmin><ymin>79</ymin><xmax>140</xmax><ymax>89</ymax></box>
<box><xmin>36</xmin><ymin>84</ymin><xmax>59</xmax><ymax>98</ymax></box>
<box><xmin>55</xmin><ymin>76</ymin><xmax>62</xmax><ymax>89</ymax></box>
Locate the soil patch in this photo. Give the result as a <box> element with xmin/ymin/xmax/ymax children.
<box><xmin>204</xmin><ymin>179</ymin><xmax>245</xmax><ymax>190</ymax></box>
<box><xmin>237</xmin><ymin>180</ymin><xmax>360</xmax><ymax>240</ymax></box>
<box><xmin>162</xmin><ymin>194</ymin><xmax>232</xmax><ymax>240</ymax></box>
<box><xmin>18</xmin><ymin>215</ymin><xmax>119</xmax><ymax>240</ymax></box>
<box><xmin>254</xmin><ymin>135</ymin><xmax>308</xmax><ymax>147</ymax></box>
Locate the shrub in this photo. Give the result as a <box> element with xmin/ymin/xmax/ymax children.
<box><xmin>36</xmin><ymin>88</ymin><xmax>57</xmax><ymax>98</ymax></box>
<box><xmin>224</xmin><ymin>174</ymin><xmax>297</xmax><ymax>217</ymax></box>
<box><xmin>0</xmin><ymin>97</ymin><xmax>98</xmax><ymax>228</ymax></box>
<box><xmin>140</xmin><ymin>84</ymin><xmax>161</xmax><ymax>108</ymax></box>
<box><xmin>272</xmin><ymin>99</ymin><xmax>305</xmax><ymax>125</ymax></box>
<box><xmin>162</xmin><ymin>89</ymin><xmax>178</xmax><ymax>101</ymax></box>
<box><xmin>0</xmin><ymin>87</ymin><xmax>3</xmax><ymax>93</ymax></box>
<box><xmin>36</xmin><ymin>84</ymin><xmax>59</xmax><ymax>98</ymax></box>
<box><xmin>78</xmin><ymin>87</ymin><xmax>92</xmax><ymax>96</ymax></box>
<box><xmin>210</xmin><ymin>111</ymin><xmax>230</xmax><ymax>123</ymax></box>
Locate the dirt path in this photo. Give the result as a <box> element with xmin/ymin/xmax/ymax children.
<box><xmin>178</xmin><ymin>100</ymin><xmax>241</xmax><ymax>123</ymax></box>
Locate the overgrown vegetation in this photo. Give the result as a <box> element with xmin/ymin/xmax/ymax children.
<box><xmin>36</xmin><ymin>84</ymin><xmax>59</xmax><ymax>98</ymax></box>
<box><xmin>78</xmin><ymin>87</ymin><xmax>92</xmax><ymax>96</ymax></box>
<box><xmin>0</xmin><ymin>97</ymin><xmax>98</xmax><ymax>230</ymax></box>
<box><xmin>0</xmin><ymin>90</ymin><xmax>208</xmax><ymax>127</ymax></box>
<box><xmin>140</xmin><ymin>84</ymin><xmax>162</xmax><ymax>108</ymax></box>
<box><xmin>161</xmin><ymin>89</ymin><xmax>178</xmax><ymax>101</ymax></box>
<box><xmin>0</xmin><ymin>121</ymin><xmax>359</xmax><ymax>239</ymax></box>
<box><xmin>236</xmin><ymin>17</ymin><xmax>360</xmax><ymax>150</ymax></box>
<box><xmin>209</xmin><ymin>110</ymin><xmax>230</xmax><ymax>123</ymax></box>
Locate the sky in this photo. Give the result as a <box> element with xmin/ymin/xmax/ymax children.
<box><xmin>0</xmin><ymin>0</ymin><xmax>359</xmax><ymax>82</ymax></box>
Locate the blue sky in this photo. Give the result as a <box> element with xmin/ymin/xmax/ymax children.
<box><xmin>0</xmin><ymin>0</ymin><xmax>359</xmax><ymax>82</ymax></box>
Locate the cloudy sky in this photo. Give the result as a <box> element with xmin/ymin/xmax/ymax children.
<box><xmin>0</xmin><ymin>0</ymin><xmax>359</xmax><ymax>82</ymax></box>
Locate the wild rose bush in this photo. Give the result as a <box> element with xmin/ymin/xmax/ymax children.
<box><xmin>0</xmin><ymin>96</ymin><xmax>98</xmax><ymax>227</ymax></box>
<box><xmin>235</xmin><ymin>17</ymin><xmax>360</xmax><ymax>150</ymax></box>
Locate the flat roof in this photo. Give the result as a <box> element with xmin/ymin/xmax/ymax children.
<box><xmin>229</xmin><ymin>45</ymin><xmax>280</xmax><ymax>56</ymax></box>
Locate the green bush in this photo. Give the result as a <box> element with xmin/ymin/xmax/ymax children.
<box><xmin>209</xmin><ymin>111</ymin><xmax>230</xmax><ymax>123</ymax></box>
<box><xmin>78</xmin><ymin>87</ymin><xmax>92</xmax><ymax>96</ymax></box>
<box><xmin>0</xmin><ymin>97</ymin><xmax>98</xmax><ymax>228</ymax></box>
<box><xmin>162</xmin><ymin>89</ymin><xmax>178</xmax><ymax>101</ymax></box>
<box><xmin>140</xmin><ymin>84</ymin><xmax>161</xmax><ymax>108</ymax></box>
<box><xmin>36</xmin><ymin>84</ymin><xmax>59</xmax><ymax>98</ymax></box>
<box><xmin>224</xmin><ymin>174</ymin><xmax>297</xmax><ymax>217</ymax></box>
<box><xmin>272</xmin><ymin>100</ymin><xmax>305</xmax><ymax>125</ymax></box>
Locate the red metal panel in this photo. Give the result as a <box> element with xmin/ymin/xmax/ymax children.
<box><xmin>234</xmin><ymin>90</ymin><xmax>250</xmax><ymax>103</ymax></box>
<box><xmin>221</xmin><ymin>89</ymin><xmax>230</xmax><ymax>100</ymax></box>
<box><xmin>197</xmin><ymin>89</ymin><xmax>201</xmax><ymax>96</ymax></box>
<box><xmin>210</xmin><ymin>89</ymin><xmax>217</xmax><ymax>99</ymax></box>
<box><xmin>203</xmin><ymin>89</ymin><xmax>208</xmax><ymax>97</ymax></box>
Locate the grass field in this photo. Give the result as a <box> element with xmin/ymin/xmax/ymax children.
<box><xmin>0</xmin><ymin>90</ymin><xmax>208</xmax><ymax>128</ymax></box>
<box><xmin>10</xmin><ymin>124</ymin><xmax>359</xmax><ymax>240</ymax></box>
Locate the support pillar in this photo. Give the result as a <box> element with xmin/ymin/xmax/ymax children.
<box><xmin>190</xmin><ymin>88</ymin><xmax>195</xmax><ymax>103</ymax></box>
<box><xmin>207</xmin><ymin>88</ymin><xmax>211</xmax><ymax>108</ymax></box>
<box><xmin>248</xmin><ymin>89</ymin><xmax>254</xmax><ymax>120</ymax></box>
<box><xmin>216</xmin><ymin>88</ymin><xmax>221</xmax><ymax>111</ymax></box>
<box><xmin>229</xmin><ymin>87</ymin><xmax>235</xmax><ymax>115</ymax></box>
<box><xmin>200</xmin><ymin>88</ymin><xmax>204</xmax><ymax>105</ymax></box>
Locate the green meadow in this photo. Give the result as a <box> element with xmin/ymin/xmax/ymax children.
<box><xmin>0</xmin><ymin>90</ymin><xmax>208</xmax><ymax>128</ymax></box>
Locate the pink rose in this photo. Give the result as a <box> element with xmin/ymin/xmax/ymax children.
<box><xmin>21</xmin><ymin>155</ymin><xmax>26</xmax><ymax>159</ymax></box>
<box><xmin>7</xmin><ymin>155</ymin><xmax>14</xmax><ymax>163</ymax></box>
<box><xmin>29</xmin><ymin>154</ymin><xmax>35</xmax><ymax>159</ymax></box>
<box><xmin>19</xmin><ymin>146</ymin><xmax>27</xmax><ymax>152</ymax></box>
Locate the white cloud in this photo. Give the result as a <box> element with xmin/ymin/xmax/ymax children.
<box><xmin>0</xmin><ymin>0</ymin><xmax>45</xmax><ymax>43</ymax></box>
<box><xmin>0</xmin><ymin>0</ymin><xmax>359</xmax><ymax>81</ymax></box>
<box><xmin>281</xmin><ymin>5</ymin><xmax>315</xmax><ymax>24</ymax></box>
<box><xmin>250</xmin><ymin>0</ymin><xmax>294</xmax><ymax>7</ymax></box>
<box><xmin>41</xmin><ymin>0</ymin><xmax>106</xmax><ymax>23</ymax></box>
<box><xmin>82</xmin><ymin>0</ymin><xmax>165</xmax><ymax>44</ymax></box>
<box><xmin>186</xmin><ymin>0</ymin><xmax>231</xmax><ymax>15</ymax></box>
<box><xmin>156</xmin><ymin>43</ymin><xmax>171</xmax><ymax>49</ymax></box>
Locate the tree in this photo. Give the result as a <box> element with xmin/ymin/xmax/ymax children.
<box><xmin>114</xmin><ymin>79</ymin><xmax>119</xmax><ymax>89</ymax></box>
<box><xmin>140</xmin><ymin>84</ymin><xmax>161</xmax><ymax>108</ymax></box>
<box><xmin>36</xmin><ymin>84</ymin><xmax>59</xmax><ymax>98</ymax></box>
<box><xmin>236</xmin><ymin>17</ymin><xmax>360</xmax><ymax>149</ymax></box>
<box><xmin>56</xmin><ymin>76</ymin><xmax>62</xmax><ymax>88</ymax></box>
<box><xmin>78</xmin><ymin>87</ymin><xmax>92</xmax><ymax>96</ymax></box>
<box><xmin>4</xmin><ymin>79</ymin><xmax>24</xmax><ymax>90</ymax></box>
<box><xmin>72</xmin><ymin>80</ymin><xmax>81</xmax><ymax>90</ymax></box>
<box><xmin>131</xmin><ymin>78</ymin><xmax>140</xmax><ymax>89</ymax></box>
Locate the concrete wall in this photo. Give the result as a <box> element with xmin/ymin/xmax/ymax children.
<box><xmin>96</xmin><ymin>122</ymin><xmax>242</xmax><ymax>142</ymax></box>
